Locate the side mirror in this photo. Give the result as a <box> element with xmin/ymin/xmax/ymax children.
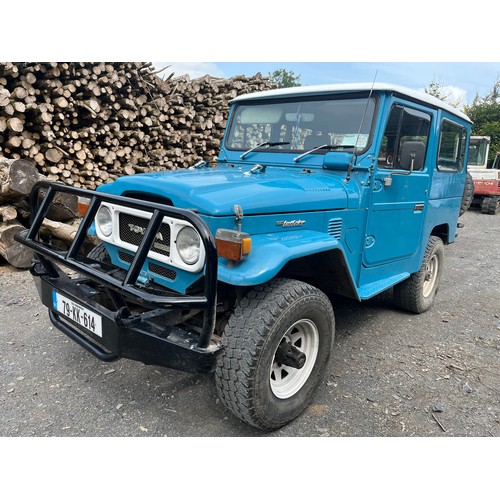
<box><xmin>383</xmin><ymin>141</ymin><xmax>425</xmax><ymax>188</ymax></box>
<box><xmin>399</xmin><ymin>141</ymin><xmax>426</xmax><ymax>171</ymax></box>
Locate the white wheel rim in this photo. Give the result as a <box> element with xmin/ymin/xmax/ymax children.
<box><xmin>270</xmin><ymin>319</ymin><xmax>319</xmax><ymax>399</ymax></box>
<box><xmin>423</xmin><ymin>254</ymin><xmax>439</xmax><ymax>298</ymax></box>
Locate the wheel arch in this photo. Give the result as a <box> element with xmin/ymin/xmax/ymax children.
<box><xmin>217</xmin><ymin>231</ymin><xmax>360</xmax><ymax>300</ymax></box>
<box><xmin>430</xmin><ymin>223</ymin><xmax>450</xmax><ymax>245</ymax></box>
<box><xmin>276</xmin><ymin>248</ymin><xmax>359</xmax><ymax>300</ymax></box>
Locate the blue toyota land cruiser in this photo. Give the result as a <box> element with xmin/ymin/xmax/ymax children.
<box><xmin>17</xmin><ymin>83</ymin><xmax>473</xmax><ymax>430</ymax></box>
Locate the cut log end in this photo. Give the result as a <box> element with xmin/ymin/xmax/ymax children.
<box><xmin>0</xmin><ymin>221</ymin><xmax>33</xmax><ymax>268</ymax></box>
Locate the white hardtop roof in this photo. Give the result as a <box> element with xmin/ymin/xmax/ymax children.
<box><xmin>231</xmin><ymin>82</ymin><xmax>472</xmax><ymax>123</ymax></box>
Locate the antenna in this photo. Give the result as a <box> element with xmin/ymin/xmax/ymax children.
<box><xmin>345</xmin><ymin>70</ymin><xmax>378</xmax><ymax>183</ymax></box>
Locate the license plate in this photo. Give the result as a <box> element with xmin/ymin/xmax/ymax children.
<box><xmin>52</xmin><ymin>291</ymin><xmax>102</xmax><ymax>337</ymax></box>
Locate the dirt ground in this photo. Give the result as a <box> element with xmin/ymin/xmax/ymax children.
<box><xmin>0</xmin><ymin>208</ymin><xmax>498</xmax><ymax>438</ymax></box>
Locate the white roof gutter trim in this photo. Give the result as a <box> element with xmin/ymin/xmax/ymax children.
<box><xmin>231</xmin><ymin>83</ymin><xmax>472</xmax><ymax>123</ymax></box>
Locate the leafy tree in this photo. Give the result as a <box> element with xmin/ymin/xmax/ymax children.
<box><xmin>269</xmin><ymin>68</ymin><xmax>301</xmax><ymax>89</ymax></box>
<box><xmin>424</xmin><ymin>79</ymin><xmax>462</xmax><ymax>108</ymax></box>
<box><xmin>463</xmin><ymin>79</ymin><xmax>500</xmax><ymax>165</ymax></box>
<box><xmin>483</xmin><ymin>79</ymin><xmax>500</xmax><ymax>104</ymax></box>
<box><xmin>424</xmin><ymin>80</ymin><xmax>451</xmax><ymax>101</ymax></box>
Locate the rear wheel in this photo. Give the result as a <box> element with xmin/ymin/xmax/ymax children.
<box><xmin>215</xmin><ymin>278</ymin><xmax>335</xmax><ymax>431</ymax></box>
<box><xmin>459</xmin><ymin>171</ymin><xmax>474</xmax><ymax>217</ymax></box>
<box><xmin>393</xmin><ymin>236</ymin><xmax>444</xmax><ymax>314</ymax></box>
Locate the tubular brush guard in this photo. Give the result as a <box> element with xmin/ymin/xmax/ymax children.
<box><xmin>15</xmin><ymin>181</ymin><xmax>221</xmax><ymax>374</ymax></box>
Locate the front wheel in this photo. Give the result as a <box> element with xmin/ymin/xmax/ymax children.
<box><xmin>86</xmin><ymin>242</ymin><xmax>110</xmax><ymax>263</ymax></box>
<box><xmin>215</xmin><ymin>279</ymin><xmax>335</xmax><ymax>431</ymax></box>
<box><xmin>393</xmin><ymin>236</ymin><xmax>444</xmax><ymax>313</ymax></box>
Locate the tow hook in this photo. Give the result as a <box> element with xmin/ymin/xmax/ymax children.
<box><xmin>274</xmin><ymin>340</ymin><xmax>306</xmax><ymax>369</ymax></box>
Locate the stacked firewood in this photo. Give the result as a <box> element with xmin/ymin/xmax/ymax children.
<box><xmin>0</xmin><ymin>157</ymin><xmax>91</xmax><ymax>268</ymax></box>
<box><xmin>0</xmin><ymin>62</ymin><xmax>275</xmax><ymax>267</ymax></box>
<box><xmin>0</xmin><ymin>62</ymin><xmax>274</xmax><ymax>189</ymax></box>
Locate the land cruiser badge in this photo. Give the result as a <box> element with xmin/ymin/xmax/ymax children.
<box><xmin>276</xmin><ymin>220</ymin><xmax>306</xmax><ymax>227</ymax></box>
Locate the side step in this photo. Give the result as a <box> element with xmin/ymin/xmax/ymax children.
<box><xmin>358</xmin><ymin>273</ymin><xmax>410</xmax><ymax>300</ymax></box>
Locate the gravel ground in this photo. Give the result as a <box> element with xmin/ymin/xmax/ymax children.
<box><xmin>0</xmin><ymin>208</ymin><xmax>498</xmax><ymax>438</ymax></box>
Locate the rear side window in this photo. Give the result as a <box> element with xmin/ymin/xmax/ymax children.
<box><xmin>437</xmin><ymin>120</ymin><xmax>467</xmax><ymax>172</ymax></box>
<box><xmin>378</xmin><ymin>105</ymin><xmax>431</xmax><ymax>170</ymax></box>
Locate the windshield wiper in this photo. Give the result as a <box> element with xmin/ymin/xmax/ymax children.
<box><xmin>293</xmin><ymin>144</ymin><xmax>355</xmax><ymax>163</ymax></box>
<box><xmin>240</xmin><ymin>141</ymin><xmax>290</xmax><ymax>159</ymax></box>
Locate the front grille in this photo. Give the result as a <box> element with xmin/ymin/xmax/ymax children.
<box><xmin>149</xmin><ymin>263</ymin><xmax>177</xmax><ymax>281</ymax></box>
<box><xmin>119</xmin><ymin>250</ymin><xmax>177</xmax><ymax>282</ymax></box>
<box><xmin>118</xmin><ymin>212</ymin><xmax>171</xmax><ymax>256</ymax></box>
<box><xmin>118</xmin><ymin>251</ymin><xmax>134</xmax><ymax>264</ymax></box>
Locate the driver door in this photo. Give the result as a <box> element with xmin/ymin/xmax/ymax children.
<box><xmin>363</xmin><ymin>103</ymin><xmax>432</xmax><ymax>267</ymax></box>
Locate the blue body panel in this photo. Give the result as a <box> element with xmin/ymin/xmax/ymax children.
<box><xmin>104</xmin><ymin>244</ymin><xmax>202</xmax><ymax>294</ymax></box>
<box><xmin>217</xmin><ymin>230</ymin><xmax>345</xmax><ymax>286</ymax></box>
<box><xmin>96</xmin><ymin>88</ymin><xmax>471</xmax><ymax>301</ymax></box>
<box><xmin>98</xmin><ymin>165</ymin><xmax>350</xmax><ymax>215</ymax></box>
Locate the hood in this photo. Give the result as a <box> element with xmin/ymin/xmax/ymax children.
<box><xmin>97</xmin><ymin>166</ymin><xmax>349</xmax><ymax>216</ymax></box>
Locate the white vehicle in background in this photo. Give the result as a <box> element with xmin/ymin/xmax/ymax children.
<box><xmin>467</xmin><ymin>136</ymin><xmax>500</xmax><ymax>214</ymax></box>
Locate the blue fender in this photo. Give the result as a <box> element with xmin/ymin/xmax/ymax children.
<box><xmin>217</xmin><ymin>230</ymin><xmax>346</xmax><ymax>287</ymax></box>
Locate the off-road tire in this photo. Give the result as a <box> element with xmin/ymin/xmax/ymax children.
<box><xmin>459</xmin><ymin>171</ymin><xmax>474</xmax><ymax>217</ymax></box>
<box><xmin>87</xmin><ymin>243</ymin><xmax>110</xmax><ymax>264</ymax></box>
<box><xmin>215</xmin><ymin>278</ymin><xmax>335</xmax><ymax>431</ymax></box>
<box><xmin>393</xmin><ymin>236</ymin><xmax>444</xmax><ymax>314</ymax></box>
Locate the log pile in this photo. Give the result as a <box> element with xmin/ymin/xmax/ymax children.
<box><xmin>0</xmin><ymin>62</ymin><xmax>275</xmax><ymax>267</ymax></box>
<box><xmin>0</xmin><ymin>62</ymin><xmax>275</xmax><ymax>189</ymax></box>
<box><xmin>0</xmin><ymin>158</ymin><xmax>39</xmax><ymax>267</ymax></box>
<box><xmin>0</xmin><ymin>158</ymin><xmax>85</xmax><ymax>268</ymax></box>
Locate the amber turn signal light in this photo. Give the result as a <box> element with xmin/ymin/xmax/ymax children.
<box><xmin>77</xmin><ymin>196</ymin><xmax>91</xmax><ymax>216</ymax></box>
<box><xmin>216</xmin><ymin>228</ymin><xmax>252</xmax><ymax>261</ymax></box>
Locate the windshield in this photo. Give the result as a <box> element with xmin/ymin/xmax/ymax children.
<box><xmin>225</xmin><ymin>95</ymin><xmax>376</xmax><ymax>155</ymax></box>
<box><xmin>467</xmin><ymin>138</ymin><xmax>489</xmax><ymax>167</ymax></box>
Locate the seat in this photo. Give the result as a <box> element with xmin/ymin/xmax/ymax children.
<box><xmin>303</xmin><ymin>131</ymin><xmax>325</xmax><ymax>151</ymax></box>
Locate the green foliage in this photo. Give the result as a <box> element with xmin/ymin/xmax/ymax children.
<box><xmin>463</xmin><ymin>79</ymin><xmax>500</xmax><ymax>164</ymax></box>
<box><xmin>424</xmin><ymin>80</ymin><xmax>450</xmax><ymax>101</ymax></box>
<box><xmin>268</xmin><ymin>68</ymin><xmax>301</xmax><ymax>89</ymax></box>
<box><xmin>424</xmin><ymin>79</ymin><xmax>462</xmax><ymax>108</ymax></box>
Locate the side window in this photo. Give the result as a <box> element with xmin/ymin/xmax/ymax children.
<box><xmin>437</xmin><ymin>120</ymin><xmax>467</xmax><ymax>172</ymax></box>
<box><xmin>378</xmin><ymin>105</ymin><xmax>431</xmax><ymax>170</ymax></box>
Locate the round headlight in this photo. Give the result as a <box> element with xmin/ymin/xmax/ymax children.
<box><xmin>96</xmin><ymin>206</ymin><xmax>113</xmax><ymax>237</ymax></box>
<box><xmin>176</xmin><ymin>226</ymin><xmax>201</xmax><ymax>265</ymax></box>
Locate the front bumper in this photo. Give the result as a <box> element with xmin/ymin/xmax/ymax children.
<box><xmin>15</xmin><ymin>181</ymin><xmax>221</xmax><ymax>374</ymax></box>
